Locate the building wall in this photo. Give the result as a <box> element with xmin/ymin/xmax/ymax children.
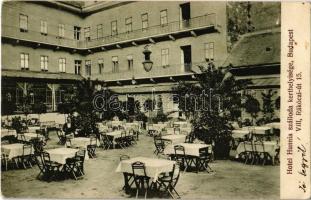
<box><xmin>1</xmin><ymin>43</ymin><xmax>83</xmax><ymax>74</ymax></box>
<box><xmin>2</xmin><ymin>1</ymin><xmax>83</xmax><ymax>41</ymax></box>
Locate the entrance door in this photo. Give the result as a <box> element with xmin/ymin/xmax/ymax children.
<box><xmin>180</xmin><ymin>2</ymin><xmax>191</xmax><ymax>28</ymax></box>
<box><xmin>180</xmin><ymin>45</ymin><xmax>192</xmax><ymax>72</ymax></box>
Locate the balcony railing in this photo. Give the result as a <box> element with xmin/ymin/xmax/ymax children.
<box><xmin>84</xmin><ymin>13</ymin><xmax>216</xmax><ymax>48</ymax></box>
<box><xmin>2</xmin><ymin>25</ymin><xmax>79</xmax><ymax>48</ymax></box>
<box><xmin>2</xmin><ymin>13</ymin><xmax>216</xmax><ymax>50</ymax></box>
<box><xmin>92</xmin><ymin>62</ymin><xmax>204</xmax><ymax>82</ymax></box>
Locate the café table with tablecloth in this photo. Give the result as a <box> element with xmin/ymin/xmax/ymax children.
<box><xmin>17</xmin><ymin>133</ymin><xmax>45</xmax><ymax>141</ymax></box>
<box><xmin>235</xmin><ymin>141</ymin><xmax>279</xmax><ymax>163</ymax></box>
<box><xmin>161</xmin><ymin>135</ymin><xmax>186</xmax><ymax>144</ymax></box>
<box><xmin>232</xmin><ymin>129</ymin><xmax>250</xmax><ymax>139</ymax></box>
<box><xmin>116</xmin><ymin>156</ymin><xmax>175</xmax><ymax>182</ymax></box>
<box><xmin>105</xmin><ymin>130</ymin><xmax>133</xmax><ymax>148</ymax></box>
<box><xmin>67</xmin><ymin>137</ymin><xmax>96</xmax><ymax>160</ymax></box>
<box><xmin>242</xmin><ymin>126</ymin><xmax>272</xmax><ymax>134</ymax></box>
<box><xmin>1</xmin><ymin>143</ymin><xmax>34</xmax><ymax>159</ymax></box>
<box><xmin>46</xmin><ymin>148</ymin><xmax>79</xmax><ymax>164</ymax></box>
<box><xmin>27</xmin><ymin>126</ymin><xmax>41</xmax><ymax>133</ymax></box>
<box><xmin>164</xmin><ymin>143</ymin><xmax>212</xmax><ymax>157</ymax></box>
<box><xmin>1</xmin><ymin>129</ymin><xmax>17</xmax><ymax>138</ymax></box>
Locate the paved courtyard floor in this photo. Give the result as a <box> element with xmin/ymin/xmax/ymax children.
<box><xmin>1</xmin><ymin>130</ymin><xmax>279</xmax><ymax>199</ymax></box>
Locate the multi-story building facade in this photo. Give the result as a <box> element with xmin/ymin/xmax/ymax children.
<box><xmin>1</xmin><ymin>1</ymin><xmax>280</xmax><ymax>118</ymax></box>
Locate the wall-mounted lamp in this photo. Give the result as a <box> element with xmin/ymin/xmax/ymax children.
<box><xmin>142</xmin><ymin>45</ymin><xmax>153</xmax><ymax>72</ymax></box>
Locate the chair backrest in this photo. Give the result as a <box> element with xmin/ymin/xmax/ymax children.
<box><xmin>254</xmin><ymin>141</ymin><xmax>265</xmax><ymax>153</ymax></box>
<box><xmin>154</xmin><ymin>136</ymin><xmax>164</xmax><ymax>146</ymax></box>
<box><xmin>131</xmin><ymin>161</ymin><xmax>147</xmax><ymax>177</ymax></box>
<box><xmin>35</xmin><ymin>153</ymin><xmax>45</xmax><ymax>172</ymax></box>
<box><xmin>120</xmin><ymin>154</ymin><xmax>130</xmax><ymax>161</ymax></box>
<box><xmin>174</xmin><ymin>145</ymin><xmax>185</xmax><ymax>156</ymax></box>
<box><xmin>170</xmin><ymin>163</ymin><xmax>181</xmax><ymax>188</ymax></box>
<box><xmin>19</xmin><ymin>134</ymin><xmax>26</xmax><ymax>142</ymax></box>
<box><xmin>32</xmin><ymin>138</ymin><xmax>44</xmax><ymax>154</ymax></box>
<box><xmin>65</xmin><ymin>138</ymin><xmax>72</xmax><ymax>147</ymax></box>
<box><xmin>185</xmin><ymin>134</ymin><xmax>195</xmax><ymax>143</ymax></box>
<box><xmin>42</xmin><ymin>152</ymin><xmax>51</xmax><ymax>163</ymax></box>
<box><xmin>199</xmin><ymin>147</ymin><xmax>209</xmax><ymax>157</ymax></box>
<box><xmin>90</xmin><ymin>137</ymin><xmax>97</xmax><ymax>145</ymax></box>
<box><xmin>76</xmin><ymin>148</ymin><xmax>86</xmax><ymax>161</ymax></box>
<box><xmin>23</xmin><ymin>144</ymin><xmax>32</xmax><ymax>156</ymax></box>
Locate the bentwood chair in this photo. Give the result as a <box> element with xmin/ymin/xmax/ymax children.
<box><xmin>156</xmin><ymin>163</ymin><xmax>181</xmax><ymax>199</ymax></box>
<box><xmin>87</xmin><ymin>137</ymin><xmax>97</xmax><ymax>158</ymax></box>
<box><xmin>20</xmin><ymin>144</ymin><xmax>33</xmax><ymax>169</ymax></box>
<box><xmin>131</xmin><ymin>161</ymin><xmax>150</xmax><ymax>199</ymax></box>
<box><xmin>154</xmin><ymin>136</ymin><xmax>165</xmax><ymax>155</ymax></box>
<box><xmin>100</xmin><ymin>133</ymin><xmax>113</xmax><ymax>150</ymax></box>
<box><xmin>173</xmin><ymin>145</ymin><xmax>188</xmax><ymax>171</ymax></box>
<box><xmin>196</xmin><ymin>147</ymin><xmax>213</xmax><ymax>173</ymax></box>
<box><xmin>120</xmin><ymin>155</ymin><xmax>135</xmax><ymax>191</ymax></box>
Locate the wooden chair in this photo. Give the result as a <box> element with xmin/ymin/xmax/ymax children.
<box><xmin>65</xmin><ymin>149</ymin><xmax>85</xmax><ymax>180</ymax></box>
<box><xmin>56</xmin><ymin>129</ymin><xmax>66</xmax><ymax>145</ymax></box>
<box><xmin>243</xmin><ymin>141</ymin><xmax>254</xmax><ymax>164</ymax></box>
<box><xmin>173</xmin><ymin>145</ymin><xmax>188</xmax><ymax>171</ymax></box>
<box><xmin>20</xmin><ymin>144</ymin><xmax>33</xmax><ymax>169</ymax></box>
<box><xmin>131</xmin><ymin>161</ymin><xmax>150</xmax><ymax>199</ymax></box>
<box><xmin>156</xmin><ymin>163</ymin><xmax>181</xmax><ymax>199</ymax></box>
<box><xmin>87</xmin><ymin>137</ymin><xmax>97</xmax><ymax>158</ymax></box>
<box><xmin>100</xmin><ymin>133</ymin><xmax>112</xmax><ymax>150</ymax></box>
<box><xmin>196</xmin><ymin>147</ymin><xmax>213</xmax><ymax>173</ymax></box>
<box><xmin>154</xmin><ymin>136</ymin><xmax>165</xmax><ymax>155</ymax></box>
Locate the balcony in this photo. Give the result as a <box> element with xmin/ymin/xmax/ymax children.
<box><xmin>2</xmin><ymin>25</ymin><xmax>80</xmax><ymax>50</ymax></box>
<box><xmin>92</xmin><ymin>62</ymin><xmax>203</xmax><ymax>83</ymax></box>
<box><xmin>85</xmin><ymin>13</ymin><xmax>216</xmax><ymax>49</ymax></box>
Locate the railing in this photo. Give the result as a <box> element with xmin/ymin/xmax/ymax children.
<box><xmin>2</xmin><ymin>14</ymin><xmax>216</xmax><ymax>49</ymax></box>
<box><xmin>2</xmin><ymin>25</ymin><xmax>79</xmax><ymax>48</ymax></box>
<box><xmin>85</xmin><ymin>13</ymin><xmax>216</xmax><ymax>48</ymax></box>
<box><xmin>92</xmin><ymin>62</ymin><xmax>204</xmax><ymax>82</ymax></box>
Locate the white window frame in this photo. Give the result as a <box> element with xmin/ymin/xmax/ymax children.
<box><xmin>161</xmin><ymin>48</ymin><xmax>169</xmax><ymax>67</ymax></box>
<box><xmin>59</xmin><ymin>58</ymin><xmax>66</xmax><ymax>72</ymax></box>
<box><xmin>40</xmin><ymin>20</ymin><xmax>47</xmax><ymax>35</ymax></box>
<box><xmin>205</xmin><ymin>42</ymin><xmax>214</xmax><ymax>61</ymax></box>
<box><xmin>98</xmin><ymin>59</ymin><xmax>104</xmax><ymax>74</ymax></box>
<box><xmin>85</xmin><ymin>60</ymin><xmax>92</xmax><ymax>76</ymax></box>
<box><xmin>74</xmin><ymin>60</ymin><xmax>81</xmax><ymax>75</ymax></box>
<box><xmin>20</xmin><ymin>53</ymin><xmax>29</xmax><ymax>70</ymax></box>
<box><xmin>97</xmin><ymin>24</ymin><xmax>103</xmax><ymax>39</ymax></box>
<box><xmin>40</xmin><ymin>56</ymin><xmax>48</xmax><ymax>71</ymax></box>
<box><xmin>125</xmin><ymin>17</ymin><xmax>132</xmax><ymax>33</ymax></box>
<box><xmin>84</xmin><ymin>27</ymin><xmax>91</xmax><ymax>41</ymax></box>
<box><xmin>111</xmin><ymin>20</ymin><xmax>117</xmax><ymax>36</ymax></box>
<box><xmin>112</xmin><ymin>56</ymin><xmax>119</xmax><ymax>72</ymax></box>
<box><xmin>19</xmin><ymin>14</ymin><xmax>28</xmax><ymax>32</ymax></box>
<box><xmin>160</xmin><ymin>10</ymin><xmax>168</xmax><ymax>26</ymax></box>
<box><xmin>58</xmin><ymin>24</ymin><xmax>65</xmax><ymax>38</ymax></box>
<box><xmin>141</xmin><ymin>13</ymin><xmax>149</xmax><ymax>31</ymax></box>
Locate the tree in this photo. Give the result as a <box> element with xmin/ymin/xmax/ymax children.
<box><xmin>243</xmin><ymin>95</ymin><xmax>261</xmax><ymax>125</ymax></box>
<box><xmin>174</xmin><ymin>62</ymin><xmax>250</xmax><ymax>158</ymax></box>
<box><xmin>261</xmin><ymin>89</ymin><xmax>277</xmax><ymax>122</ymax></box>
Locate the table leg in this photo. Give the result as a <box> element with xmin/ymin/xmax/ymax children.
<box><xmin>123</xmin><ymin>172</ymin><xmax>131</xmax><ymax>193</ymax></box>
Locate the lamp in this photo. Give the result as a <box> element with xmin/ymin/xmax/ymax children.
<box><xmin>142</xmin><ymin>45</ymin><xmax>153</xmax><ymax>72</ymax></box>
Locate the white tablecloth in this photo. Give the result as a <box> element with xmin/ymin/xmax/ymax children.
<box><xmin>46</xmin><ymin>148</ymin><xmax>79</xmax><ymax>164</ymax></box>
<box><xmin>236</xmin><ymin>141</ymin><xmax>279</xmax><ymax>159</ymax></box>
<box><xmin>1</xmin><ymin>129</ymin><xmax>17</xmax><ymax>138</ymax></box>
<box><xmin>27</xmin><ymin>126</ymin><xmax>41</xmax><ymax>133</ymax></box>
<box><xmin>232</xmin><ymin>129</ymin><xmax>250</xmax><ymax>139</ymax></box>
<box><xmin>265</xmin><ymin>122</ymin><xmax>280</xmax><ymax>129</ymax></box>
<box><xmin>174</xmin><ymin>121</ymin><xmax>188</xmax><ymax>127</ymax></box>
<box><xmin>161</xmin><ymin>135</ymin><xmax>186</xmax><ymax>144</ymax></box>
<box><xmin>242</xmin><ymin>126</ymin><xmax>272</xmax><ymax>134</ymax></box>
<box><xmin>2</xmin><ymin>143</ymin><xmax>33</xmax><ymax>159</ymax></box>
<box><xmin>17</xmin><ymin>133</ymin><xmax>45</xmax><ymax>141</ymax></box>
<box><xmin>164</xmin><ymin>143</ymin><xmax>212</xmax><ymax>157</ymax></box>
<box><xmin>69</xmin><ymin>137</ymin><xmax>91</xmax><ymax>148</ymax></box>
<box><xmin>179</xmin><ymin>127</ymin><xmax>192</xmax><ymax>134</ymax></box>
<box><xmin>116</xmin><ymin>156</ymin><xmax>175</xmax><ymax>181</ymax></box>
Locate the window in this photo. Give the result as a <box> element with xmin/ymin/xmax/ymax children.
<box><xmin>111</xmin><ymin>21</ymin><xmax>117</xmax><ymax>36</ymax></box>
<box><xmin>20</xmin><ymin>53</ymin><xmax>29</xmax><ymax>70</ymax></box>
<box><xmin>19</xmin><ymin>14</ymin><xmax>28</xmax><ymax>32</ymax></box>
<box><xmin>74</xmin><ymin>26</ymin><xmax>81</xmax><ymax>40</ymax></box>
<box><xmin>59</xmin><ymin>58</ymin><xmax>66</xmax><ymax>72</ymax></box>
<box><xmin>74</xmin><ymin>60</ymin><xmax>82</xmax><ymax>75</ymax></box>
<box><xmin>98</xmin><ymin>59</ymin><xmax>104</xmax><ymax>74</ymax></box>
<box><xmin>127</xmin><ymin>55</ymin><xmax>133</xmax><ymax>70</ymax></box>
<box><xmin>125</xmin><ymin>17</ymin><xmax>132</xmax><ymax>33</ymax></box>
<box><xmin>85</xmin><ymin>60</ymin><xmax>92</xmax><ymax>76</ymax></box>
<box><xmin>58</xmin><ymin>24</ymin><xmax>65</xmax><ymax>38</ymax></box>
<box><xmin>84</xmin><ymin>27</ymin><xmax>91</xmax><ymax>41</ymax></box>
<box><xmin>40</xmin><ymin>20</ymin><xmax>47</xmax><ymax>35</ymax></box>
<box><xmin>141</xmin><ymin>13</ymin><xmax>148</xmax><ymax>31</ymax></box>
<box><xmin>97</xmin><ymin>24</ymin><xmax>103</xmax><ymax>39</ymax></box>
<box><xmin>160</xmin><ymin>10</ymin><xmax>168</xmax><ymax>26</ymax></box>
<box><xmin>40</xmin><ymin>56</ymin><xmax>48</xmax><ymax>71</ymax></box>
<box><xmin>205</xmin><ymin>42</ymin><xmax>214</xmax><ymax>61</ymax></box>
<box><xmin>161</xmin><ymin>49</ymin><xmax>169</xmax><ymax>67</ymax></box>
<box><xmin>112</xmin><ymin>56</ymin><xmax>119</xmax><ymax>72</ymax></box>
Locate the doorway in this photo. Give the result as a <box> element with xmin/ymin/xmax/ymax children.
<box><xmin>180</xmin><ymin>2</ymin><xmax>191</xmax><ymax>28</ymax></box>
<box><xmin>180</xmin><ymin>45</ymin><xmax>192</xmax><ymax>72</ymax></box>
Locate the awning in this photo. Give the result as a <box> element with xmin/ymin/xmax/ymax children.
<box><xmin>110</xmin><ymin>84</ymin><xmax>177</xmax><ymax>94</ymax></box>
<box><xmin>1</xmin><ymin>69</ymin><xmax>84</xmax><ymax>81</ymax></box>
